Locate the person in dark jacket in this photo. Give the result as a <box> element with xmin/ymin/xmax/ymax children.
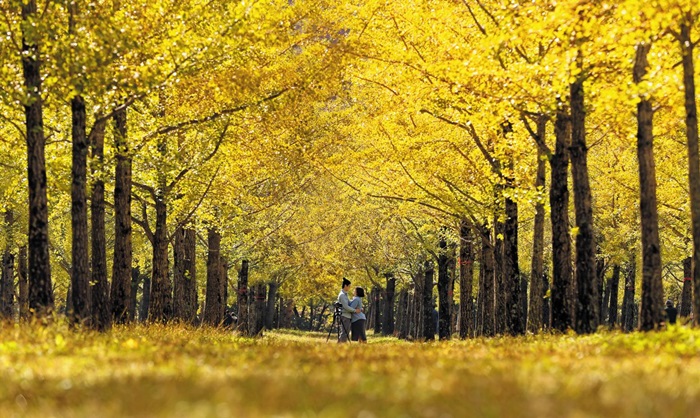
<box><xmin>665</xmin><ymin>300</ymin><xmax>678</xmax><ymax>325</ymax></box>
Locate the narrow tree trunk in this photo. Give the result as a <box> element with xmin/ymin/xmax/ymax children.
<box><xmin>550</xmin><ymin>110</ymin><xmax>574</xmax><ymax>332</ymax></box>
<box><xmin>249</xmin><ymin>283</ymin><xmax>266</xmax><ymax>336</ymax></box>
<box><xmin>372</xmin><ymin>286</ymin><xmax>381</xmax><ymax>334</ymax></box>
<box><xmin>129</xmin><ymin>267</ymin><xmax>141</xmax><ymax>322</ymax></box>
<box><xmin>22</xmin><ymin>0</ymin><xmax>53</xmax><ymax>315</ymax></box>
<box><xmin>237</xmin><ymin>260</ymin><xmax>249</xmax><ymax>335</ymax></box>
<box><xmin>265</xmin><ymin>281</ymin><xmax>278</xmax><ymax>329</ymax></box>
<box><xmin>111</xmin><ymin>108</ymin><xmax>132</xmax><ymax>323</ymax></box>
<box><xmin>459</xmin><ymin>220</ymin><xmax>474</xmax><ymax>339</ymax></box>
<box><xmin>504</xmin><ymin>195</ymin><xmax>523</xmax><ymax>335</ymax></box>
<box><xmin>397</xmin><ymin>289</ymin><xmax>408</xmax><ymax>339</ymax></box>
<box><xmin>1</xmin><ymin>211</ymin><xmax>15</xmax><ymax>320</ymax></box>
<box><xmin>220</xmin><ymin>257</ymin><xmax>228</xmax><ymax>320</ymax></box>
<box><xmin>622</xmin><ymin>257</ymin><xmax>637</xmax><ymax>332</ymax></box>
<box><xmin>542</xmin><ymin>270</ymin><xmax>550</xmax><ymax>329</ymax></box>
<box><xmin>570</xmin><ymin>64</ymin><xmax>599</xmax><ymax>334</ymax></box>
<box><xmin>18</xmin><ymin>246</ymin><xmax>28</xmax><ymax>320</ymax></box>
<box><xmin>680</xmin><ymin>257</ymin><xmax>692</xmax><ymax>318</ymax></box>
<box><xmin>203</xmin><ymin>228</ymin><xmax>223</xmax><ymax>326</ymax></box>
<box><xmin>481</xmin><ymin>224</ymin><xmax>495</xmax><ymax>337</ymax></box>
<box><xmin>608</xmin><ymin>264</ymin><xmax>621</xmax><ymax>328</ymax></box>
<box><xmin>634</xmin><ymin>42</ymin><xmax>664</xmax><ymax>331</ymax></box>
<box><xmin>423</xmin><ymin>262</ymin><xmax>435</xmax><ymax>340</ymax></box>
<box><xmin>383</xmin><ymin>273</ymin><xmax>396</xmax><ymax>335</ymax></box>
<box><xmin>139</xmin><ymin>274</ymin><xmax>151</xmax><ymax>323</ymax></box>
<box><xmin>494</xmin><ymin>213</ymin><xmax>506</xmax><ymax>335</ymax></box>
<box><xmin>89</xmin><ymin>120</ymin><xmax>110</xmax><ymax>331</ymax></box>
<box><xmin>184</xmin><ymin>228</ymin><xmax>198</xmax><ymax>322</ymax></box>
<box><xmin>148</xmin><ymin>196</ymin><xmax>172</xmax><ymax>322</ymax></box>
<box><xmin>528</xmin><ymin>120</ymin><xmax>547</xmax><ymax>333</ymax></box>
<box><xmin>678</xmin><ymin>23</ymin><xmax>700</xmax><ymax>326</ymax></box>
<box><xmin>602</xmin><ymin>277</ymin><xmax>611</xmax><ymax>326</ymax></box>
<box><xmin>597</xmin><ymin>258</ymin><xmax>606</xmax><ymax>324</ymax></box>
<box><xmin>438</xmin><ymin>235</ymin><xmax>451</xmax><ymax>340</ymax></box>
<box><xmin>172</xmin><ymin>226</ymin><xmax>187</xmax><ymax>321</ymax></box>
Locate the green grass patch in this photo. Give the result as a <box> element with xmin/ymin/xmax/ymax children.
<box><xmin>1</xmin><ymin>322</ymin><xmax>699</xmax><ymax>417</ymax></box>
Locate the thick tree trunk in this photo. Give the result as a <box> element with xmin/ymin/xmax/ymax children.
<box><xmin>237</xmin><ymin>260</ymin><xmax>249</xmax><ymax>335</ymax></box>
<box><xmin>70</xmin><ymin>94</ymin><xmax>90</xmax><ymax>325</ymax></box>
<box><xmin>111</xmin><ymin>108</ymin><xmax>132</xmax><ymax>323</ymax></box>
<box><xmin>383</xmin><ymin>274</ymin><xmax>396</xmax><ymax>335</ymax></box>
<box><xmin>634</xmin><ymin>42</ymin><xmax>664</xmax><ymax>331</ymax></box>
<box><xmin>678</xmin><ymin>23</ymin><xmax>700</xmax><ymax>326</ymax></box>
<box><xmin>148</xmin><ymin>197</ymin><xmax>172</xmax><ymax>322</ymax></box>
<box><xmin>622</xmin><ymin>257</ymin><xmax>637</xmax><ymax>332</ymax></box>
<box><xmin>680</xmin><ymin>257</ymin><xmax>692</xmax><ymax>318</ymax></box>
<box><xmin>570</xmin><ymin>69</ymin><xmax>599</xmax><ymax>334</ymax></box>
<box><xmin>423</xmin><ymin>262</ymin><xmax>435</xmax><ymax>340</ymax></box>
<box><xmin>608</xmin><ymin>264</ymin><xmax>620</xmax><ymax>328</ymax></box>
<box><xmin>459</xmin><ymin>220</ymin><xmax>474</xmax><ymax>339</ymax></box>
<box><xmin>172</xmin><ymin>226</ymin><xmax>186</xmax><ymax>321</ymax></box>
<box><xmin>249</xmin><ymin>283</ymin><xmax>266</xmax><ymax>336</ymax></box>
<box><xmin>203</xmin><ymin>228</ymin><xmax>223</xmax><ymax>326</ymax></box>
<box><xmin>22</xmin><ymin>0</ymin><xmax>53</xmax><ymax>316</ymax></box>
<box><xmin>528</xmin><ymin>121</ymin><xmax>547</xmax><ymax>333</ymax></box>
<box><xmin>438</xmin><ymin>235</ymin><xmax>451</xmax><ymax>340</ymax></box>
<box><xmin>18</xmin><ymin>246</ymin><xmax>28</xmax><ymax>320</ymax></box>
<box><xmin>89</xmin><ymin>120</ymin><xmax>110</xmax><ymax>331</ymax></box>
<box><xmin>550</xmin><ymin>110</ymin><xmax>574</xmax><ymax>332</ymax></box>
<box><xmin>265</xmin><ymin>281</ymin><xmax>278</xmax><ymax>330</ymax></box>
<box><xmin>504</xmin><ymin>195</ymin><xmax>523</xmax><ymax>335</ymax></box>
<box><xmin>481</xmin><ymin>224</ymin><xmax>495</xmax><ymax>337</ymax></box>
<box><xmin>397</xmin><ymin>289</ymin><xmax>409</xmax><ymax>339</ymax></box>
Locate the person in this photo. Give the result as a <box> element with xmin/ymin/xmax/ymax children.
<box><xmin>665</xmin><ymin>300</ymin><xmax>678</xmax><ymax>325</ymax></box>
<box><xmin>349</xmin><ymin>287</ymin><xmax>367</xmax><ymax>343</ymax></box>
<box><xmin>336</xmin><ymin>278</ymin><xmax>359</xmax><ymax>343</ymax></box>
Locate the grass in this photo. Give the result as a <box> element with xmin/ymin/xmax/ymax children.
<box><xmin>1</xmin><ymin>321</ymin><xmax>700</xmax><ymax>417</ymax></box>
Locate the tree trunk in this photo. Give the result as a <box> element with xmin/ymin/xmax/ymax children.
<box><xmin>570</xmin><ymin>66</ymin><xmax>599</xmax><ymax>334</ymax></box>
<box><xmin>70</xmin><ymin>94</ymin><xmax>90</xmax><ymax>325</ymax></box>
<box><xmin>633</xmin><ymin>42</ymin><xmax>664</xmax><ymax>331</ymax></box>
<box><xmin>372</xmin><ymin>286</ymin><xmax>382</xmax><ymax>334</ymax></box>
<box><xmin>678</xmin><ymin>23</ymin><xmax>700</xmax><ymax>326</ymax></box>
<box><xmin>129</xmin><ymin>267</ymin><xmax>141</xmax><ymax>322</ymax></box>
<box><xmin>111</xmin><ymin>108</ymin><xmax>132</xmax><ymax>323</ymax></box>
<box><xmin>383</xmin><ymin>273</ymin><xmax>396</xmax><ymax>335</ymax></box>
<box><xmin>459</xmin><ymin>220</ymin><xmax>474</xmax><ymax>339</ymax></box>
<box><xmin>481</xmin><ymin>224</ymin><xmax>496</xmax><ymax>337</ymax></box>
<box><xmin>423</xmin><ymin>262</ymin><xmax>435</xmax><ymax>340</ymax></box>
<box><xmin>608</xmin><ymin>264</ymin><xmax>621</xmax><ymax>328</ymax></box>
<box><xmin>237</xmin><ymin>260</ymin><xmax>249</xmax><ymax>335</ymax></box>
<box><xmin>550</xmin><ymin>110</ymin><xmax>574</xmax><ymax>332</ymax></box>
<box><xmin>139</xmin><ymin>273</ymin><xmax>151</xmax><ymax>323</ymax></box>
<box><xmin>172</xmin><ymin>226</ymin><xmax>187</xmax><ymax>321</ymax></box>
<box><xmin>1</xmin><ymin>211</ymin><xmax>15</xmax><ymax>320</ymax></box>
<box><xmin>622</xmin><ymin>257</ymin><xmax>637</xmax><ymax>332</ymax></box>
<box><xmin>203</xmin><ymin>228</ymin><xmax>223</xmax><ymax>326</ymax></box>
<box><xmin>493</xmin><ymin>212</ymin><xmax>506</xmax><ymax>335</ymax></box>
<box><xmin>249</xmin><ymin>283</ymin><xmax>266</xmax><ymax>336</ymax></box>
<box><xmin>542</xmin><ymin>270</ymin><xmax>550</xmax><ymax>329</ymax></box>
<box><xmin>265</xmin><ymin>281</ymin><xmax>278</xmax><ymax>329</ymax></box>
<box><xmin>504</xmin><ymin>195</ymin><xmax>523</xmax><ymax>335</ymax></box>
<box><xmin>148</xmin><ymin>196</ymin><xmax>172</xmax><ymax>322</ymax></box>
<box><xmin>528</xmin><ymin>120</ymin><xmax>547</xmax><ymax>333</ymax></box>
<box><xmin>172</xmin><ymin>226</ymin><xmax>197</xmax><ymax>323</ymax></box>
<box><xmin>397</xmin><ymin>289</ymin><xmax>409</xmax><ymax>339</ymax></box>
<box><xmin>596</xmin><ymin>257</ymin><xmax>606</xmax><ymax>324</ymax></box>
<box><xmin>220</xmin><ymin>257</ymin><xmax>228</xmax><ymax>319</ymax></box>
<box><xmin>22</xmin><ymin>0</ymin><xmax>53</xmax><ymax>316</ymax></box>
<box><xmin>681</xmin><ymin>257</ymin><xmax>692</xmax><ymax>318</ymax></box>
<box><xmin>89</xmin><ymin>120</ymin><xmax>110</xmax><ymax>331</ymax></box>
<box><xmin>438</xmin><ymin>234</ymin><xmax>451</xmax><ymax>340</ymax></box>
<box><xmin>18</xmin><ymin>246</ymin><xmax>28</xmax><ymax>320</ymax></box>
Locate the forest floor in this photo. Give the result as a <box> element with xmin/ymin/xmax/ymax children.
<box><xmin>0</xmin><ymin>321</ymin><xmax>699</xmax><ymax>418</ymax></box>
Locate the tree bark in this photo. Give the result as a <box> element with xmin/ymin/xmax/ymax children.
<box><xmin>504</xmin><ymin>195</ymin><xmax>523</xmax><ymax>335</ymax></box>
<box><xmin>397</xmin><ymin>289</ymin><xmax>409</xmax><ymax>339</ymax></box>
<box><xmin>237</xmin><ymin>260</ymin><xmax>249</xmax><ymax>335</ymax></box>
<box><xmin>383</xmin><ymin>273</ymin><xmax>396</xmax><ymax>335</ymax></box>
<box><xmin>622</xmin><ymin>257</ymin><xmax>637</xmax><ymax>332</ymax></box>
<box><xmin>18</xmin><ymin>246</ymin><xmax>28</xmax><ymax>320</ymax></box>
<box><xmin>372</xmin><ymin>286</ymin><xmax>382</xmax><ymax>334</ymax></box>
<box><xmin>542</xmin><ymin>270</ymin><xmax>550</xmax><ymax>329</ymax></box>
<box><xmin>680</xmin><ymin>257</ymin><xmax>692</xmax><ymax>318</ymax></box>
<box><xmin>203</xmin><ymin>228</ymin><xmax>223</xmax><ymax>326</ymax></box>
<box><xmin>70</xmin><ymin>94</ymin><xmax>90</xmax><ymax>325</ymax></box>
<box><xmin>550</xmin><ymin>110</ymin><xmax>574</xmax><ymax>332</ymax></box>
<box><xmin>423</xmin><ymin>262</ymin><xmax>435</xmax><ymax>340</ymax></box>
<box><xmin>438</xmin><ymin>234</ymin><xmax>451</xmax><ymax>340</ymax></box>
<box><xmin>139</xmin><ymin>273</ymin><xmax>151</xmax><ymax>323</ymax></box>
<box><xmin>265</xmin><ymin>281</ymin><xmax>278</xmax><ymax>330</ymax></box>
<box><xmin>678</xmin><ymin>23</ymin><xmax>700</xmax><ymax>326</ymax></box>
<box><xmin>570</xmin><ymin>66</ymin><xmax>599</xmax><ymax>334</ymax></box>
<box><xmin>172</xmin><ymin>227</ymin><xmax>187</xmax><ymax>321</ymax></box>
<box><xmin>493</xmin><ymin>211</ymin><xmax>506</xmax><ymax>335</ymax></box>
<box><xmin>481</xmin><ymin>224</ymin><xmax>495</xmax><ymax>337</ymax></box>
<box><xmin>22</xmin><ymin>0</ymin><xmax>53</xmax><ymax>316</ymax></box>
<box><xmin>528</xmin><ymin>120</ymin><xmax>547</xmax><ymax>333</ymax></box>
<box><xmin>111</xmin><ymin>108</ymin><xmax>132</xmax><ymax>323</ymax></box>
<box><xmin>634</xmin><ymin>42</ymin><xmax>664</xmax><ymax>331</ymax></box>
<box><xmin>1</xmin><ymin>211</ymin><xmax>15</xmax><ymax>320</ymax></box>
<box><xmin>129</xmin><ymin>267</ymin><xmax>141</xmax><ymax>322</ymax></box>
<box><xmin>459</xmin><ymin>220</ymin><xmax>474</xmax><ymax>339</ymax></box>
<box><xmin>148</xmin><ymin>195</ymin><xmax>172</xmax><ymax>322</ymax></box>
<box><xmin>89</xmin><ymin>120</ymin><xmax>110</xmax><ymax>331</ymax></box>
<box><xmin>608</xmin><ymin>264</ymin><xmax>620</xmax><ymax>328</ymax></box>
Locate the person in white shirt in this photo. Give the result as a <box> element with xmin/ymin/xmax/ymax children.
<box><xmin>336</xmin><ymin>278</ymin><xmax>359</xmax><ymax>343</ymax></box>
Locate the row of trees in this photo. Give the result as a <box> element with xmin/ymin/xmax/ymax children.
<box><xmin>1</xmin><ymin>0</ymin><xmax>700</xmax><ymax>338</ymax></box>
